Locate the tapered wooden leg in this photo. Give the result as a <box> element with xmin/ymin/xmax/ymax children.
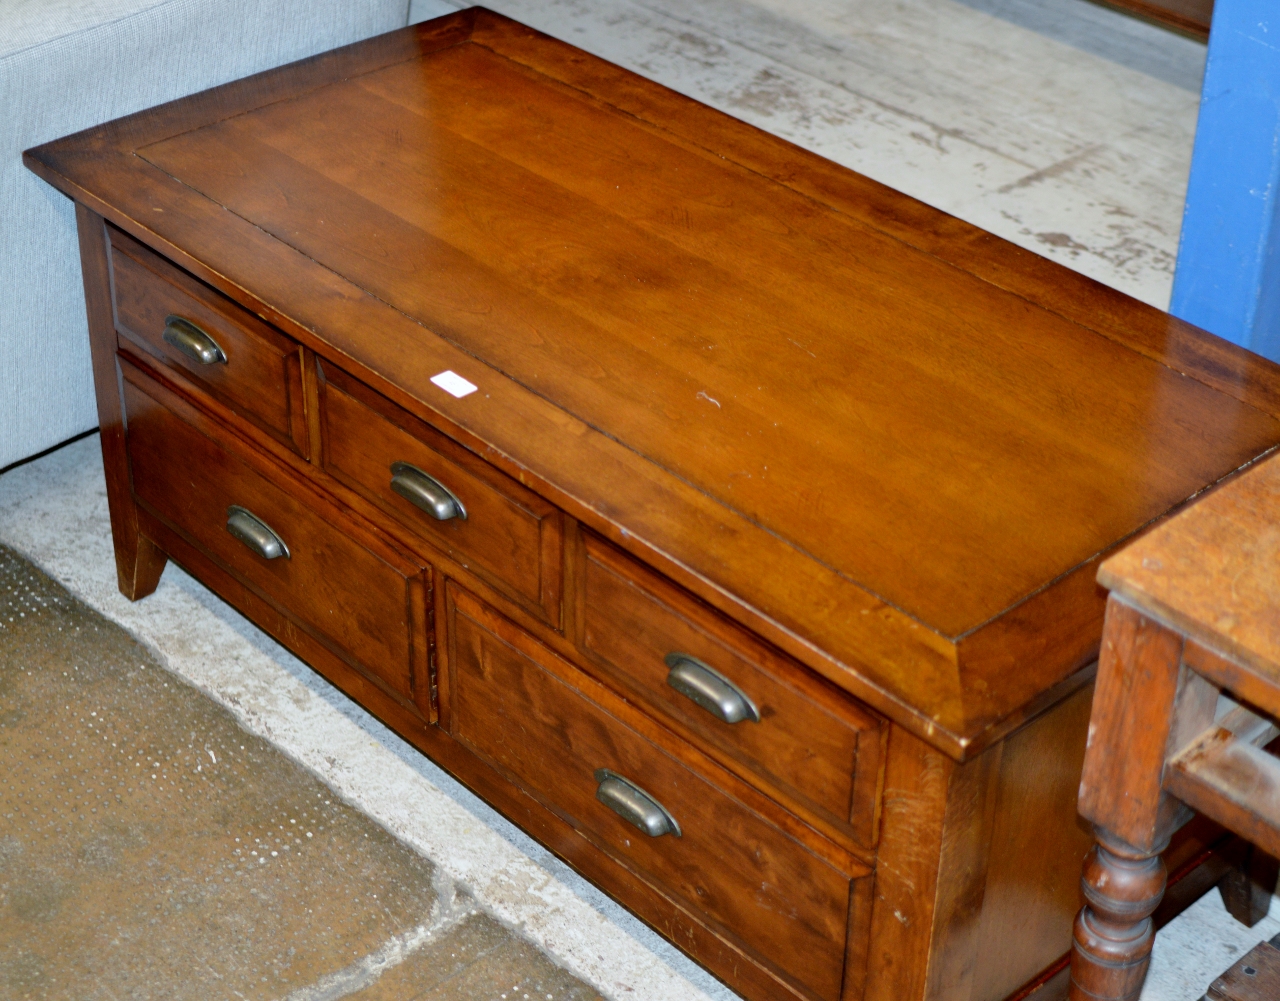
<box><xmin>1218</xmin><ymin>841</ymin><xmax>1280</xmax><ymax>928</ymax></box>
<box><xmin>76</xmin><ymin>202</ymin><xmax>167</xmax><ymax>600</ymax></box>
<box><xmin>116</xmin><ymin>529</ymin><xmax>167</xmax><ymax>599</ymax></box>
<box><xmin>1069</xmin><ymin>830</ymin><xmax>1168</xmax><ymax>1000</ymax></box>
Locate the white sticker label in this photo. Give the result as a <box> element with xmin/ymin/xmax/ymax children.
<box><xmin>430</xmin><ymin>370</ymin><xmax>478</xmax><ymax>399</ymax></box>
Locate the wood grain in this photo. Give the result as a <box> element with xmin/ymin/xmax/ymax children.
<box><xmin>27</xmin><ymin>11</ymin><xmax>1280</xmax><ymax>756</ymax></box>
<box><xmin>580</xmin><ymin>531</ymin><xmax>883</xmax><ymax>849</ymax></box>
<box><xmin>76</xmin><ymin>205</ymin><xmax>167</xmax><ymax>599</ymax></box>
<box><xmin>1166</xmin><ymin>730</ymin><xmax>1280</xmax><ymax>860</ymax></box>
<box><xmin>129</xmin><ymin>495</ymin><xmax>842</xmax><ymax>1001</ymax></box>
<box><xmin>321</xmin><ymin>360</ymin><xmax>562</xmax><ymax>625</ymax></box>
<box><xmin>1076</xmin><ymin>597</ymin><xmax>1204</xmax><ymax>853</ymax></box>
<box><xmin>141</xmin><ymin>43</ymin><xmax>1277</xmax><ymax>639</ymax></box>
<box><xmin>1100</xmin><ymin>449</ymin><xmax>1280</xmax><ymax>684</ymax></box>
<box><xmin>1073</xmin><ymin>447</ymin><xmax>1280</xmax><ymax>998</ymax></box>
<box><xmin>862</xmin><ymin>725</ymin><xmax>1001</xmax><ymax>1001</ymax></box>
<box><xmin>121</xmin><ymin>360</ymin><xmax>432</xmax><ymax>719</ymax></box>
<box><xmin>46</xmin><ymin>16</ymin><xmax>1280</xmax><ymax>1000</ymax></box>
<box><xmin>971</xmin><ymin>683</ymin><xmax>1097</xmax><ymax>1001</ymax></box>
<box><xmin>448</xmin><ymin>584</ymin><xmax>860</xmax><ymax>1001</ymax></box>
<box><xmin>109</xmin><ymin>225</ymin><xmax>307</xmax><ymax>454</ymax></box>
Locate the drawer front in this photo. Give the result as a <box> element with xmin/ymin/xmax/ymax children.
<box><xmin>121</xmin><ymin>367</ymin><xmax>430</xmax><ymax>715</ymax></box>
<box><xmin>320</xmin><ymin>362</ymin><xmax>562</xmax><ymax>624</ymax></box>
<box><xmin>448</xmin><ymin>586</ymin><xmax>857</xmax><ymax>1001</ymax></box>
<box><xmin>109</xmin><ymin>227</ymin><xmax>307</xmax><ymax>452</ymax></box>
<box><xmin>581</xmin><ymin>534</ymin><xmax>884</xmax><ymax>848</ymax></box>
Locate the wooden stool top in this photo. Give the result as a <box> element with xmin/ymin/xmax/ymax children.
<box><xmin>1071</xmin><ymin>450</ymin><xmax>1280</xmax><ymax>1000</ymax></box>
<box><xmin>1100</xmin><ymin>450</ymin><xmax>1280</xmax><ymax>693</ymax></box>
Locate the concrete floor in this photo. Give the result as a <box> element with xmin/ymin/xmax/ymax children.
<box><xmin>0</xmin><ymin>542</ymin><xmax>602</xmax><ymax>1001</ymax></box>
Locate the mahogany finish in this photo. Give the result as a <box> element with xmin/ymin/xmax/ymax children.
<box><xmin>1205</xmin><ymin>939</ymin><xmax>1280</xmax><ymax>1001</ymax></box>
<box><xmin>28</xmin><ymin>10</ymin><xmax>1280</xmax><ymax>1000</ymax></box>
<box><xmin>580</xmin><ymin>532</ymin><xmax>885</xmax><ymax>849</ymax></box>
<box><xmin>122</xmin><ymin>360</ymin><xmax>435</xmax><ymax>721</ymax></box>
<box><xmin>110</xmin><ymin>228</ymin><xmax>309</xmax><ymax>454</ymax></box>
<box><xmin>319</xmin><ymin>360</ymin><xmax>563</xmax><ymax>625</ymax></box>
<box><xmin>1071</xmin><ymin>451</ymin><xmax>1280</xmax><ymax>1000</ymax></box>
<box><xmin>449</xmin><ymin>585</ymin><xmax>865</xmax><ymax>1001</ymax></box>
<box><xmin>1092</xmin><ymin>0</ymin><xmax>1213</xmax><ymax>40</ymax></box>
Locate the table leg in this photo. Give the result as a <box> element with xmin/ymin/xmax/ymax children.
<box><xmin>76</xmin><ymin>203</ymin><xmax>167</xmax><ymax>600</ymax></box>
<box><xmin>1069</xmin><ymin>829</ymin><xmax>1168</xmax><ymax>1000</ymax></box>
<box><xmin>1071</xmin><ymin>595</ymin><xmax>1217</xmax><ymax>1000</ymax></box>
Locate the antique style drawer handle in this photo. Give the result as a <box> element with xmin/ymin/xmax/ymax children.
<box><xmin>594</xmin><ymin>769</ymin><xmax>682</xmax><ymax>838</ymax></box>
<box><xmin>665</xmin><ymin>653</ymin><xmax>760</xmax><ymax>724</ymax></box>
<box><xmin>162</xmin><ymin>315</ymin><xmax>227</xmax><ymax>365</ymax></box>
<box><xmin>390</xmin><ymin>462</ymin><xmax>467</xmax><ymax>521</ymax></box>
<box><xmin>226</xmin><ymin>505</ymin><xmax>290</xmax><ymax>560</ymax></box>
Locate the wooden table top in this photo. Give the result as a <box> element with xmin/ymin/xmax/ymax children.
<box><xmin>27</xmin><ymin>9</ymin><xmax>1280</xmax><ymax>757</ymax></box>
<box><xmin>1100</xmin><ymin>450</ymin><xmax>1280</xmax><ymax>682</ymax></box>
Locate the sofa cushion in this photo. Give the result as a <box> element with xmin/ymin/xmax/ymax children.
<box><xmin>2</xmin><ymin>0</ymin><xmax>411</xmax><ymax>469</ymax></box>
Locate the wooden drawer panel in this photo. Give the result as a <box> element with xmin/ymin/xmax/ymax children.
<box><xmin>581</xmin><ymin>534</ymin><xmax>884</xmax><ymax>848</ymax></box>
<box><xmin>120</xmin><ymin>364</ymin><xmax>431</xmax><ymax>716</ymax></box>
<box><xmin>447</xmin><ymin>586</ymin><xmax>859</xmax><ymax>1001</ymax></box>
<box><xmin>108</xmin><ymin>226</ymin><xmax>307</xmax><ymax>453</ymax></box>
<box><xmin>320</xmin><ymin>362</ymin><xmax>562</xmax><ymax>624</ymax></box>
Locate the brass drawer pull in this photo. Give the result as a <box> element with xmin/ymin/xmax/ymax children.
<box><xmin>226</xmin><ymin>505</ymin><xmax>290</xmax><ymax>560</ymax></box>
<box><xmin>163</xmin><ymin>315</ymin><xmax>227</xmax><ymax>365</ymax></box>
<box><xmin>665</xmin><ymin>653</ymin><xmax>760</xmax><ymax>724</ymax></box>
<box><xmin>390</xmin><ymin>461</ymin><xmax>467</xmax><ymax>521</ymax></box>
<box><xmin>594</xmin><ymin>769</ymin><xmax>681</xmax><ymax>838</ymax></box>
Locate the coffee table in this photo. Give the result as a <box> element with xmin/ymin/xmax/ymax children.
<box><xmin>25</xmin><ymin>9</ymin><xmax>1280</xmax><ymax>1000</ymax></box>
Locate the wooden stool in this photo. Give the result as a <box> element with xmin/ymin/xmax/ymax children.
<box><xmin>1069</xmin><ymin>452</ymin><xmax>1280</xmax><ymax>1000</ymax></box>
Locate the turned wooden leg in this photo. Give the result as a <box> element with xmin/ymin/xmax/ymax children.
<box><xmin>77</xmin><ymin>203</ymin><xmax>168</xmax><ymax>600</ymax></box>
<box><xmin>1069</xmin><ymin>830</ymin><xmax>1168</xmax><ymax>1000</ymax></box>
<box><xmin>1072</xmin><ymin>596</ymin><xmax>1219</xmax><ymax>1001</ymax></box>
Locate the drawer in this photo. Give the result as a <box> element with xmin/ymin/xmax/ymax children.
<box><xmin>108</xmin><ymin>226</ymin><xmax>308</xmax><ymax>453</ymax></box>
<box><xmin>447</xmin><ymin>586</ymin><xmax>862</xmax><ymax>1001</ymax></box>
<box><xmin>581</xmin><ymin>534</ymin><xmax>884</xmax><ymax>848</ymax></box>
<box><xmin>320</xmin><ymin>362</ymin><xmax>562</xmax><ymax>625</ymax></box>
<box><xmin>120</xmin><ymin>363</ymin><xmax>432</xmax><ymax>718</ymax></box>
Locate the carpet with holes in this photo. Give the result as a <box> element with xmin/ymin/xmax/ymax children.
<box><xmin>0</xmin><ymin>542</ymin><xmax>602</xmax><ymax>1001</ymax></box>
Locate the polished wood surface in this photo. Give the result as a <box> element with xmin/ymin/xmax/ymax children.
<box><xmin>77</xmin><ymin>205</ymin><xmax>168</xmax><ymax>600</ymax></box>
<box><xmin>320</xmin><ymin>360</ymin><xmax>563</xmax><ymax>625</ymax></box>
<box><xmin>580</xmin><ymin>531</ymin><xmax>884</xmax><ymax>849</ymax></box>
<box><xmin>122</xmin><ymin>359</ymin><xmax>434</xmax><ymax>720</ymax></box>
<box><xmin>1093</xmin><ymin>0</ymin><xmax>1213</xmax><ymax>40</ymax></box>
<box><xmin>448</xmin><ymin>584</ymin><xmax>863</xmax><ymax>1001</ymax></box>
<box><xmin>1099</xmin><ymin>451</ymin><xmax>1280</xmax><ymax>683</ymax></box>
<box><xmin>27</xmin><ymin>9</ymin><xmax>1280</xmax><ymax>757</ymax></box>
<box><xmin>972</xmin><ymin>683</ymin><xmax>1097</xmax><ymax>999</ymax></box>
<box><xmin>1072</xmin><ymin>453</ymin><xmax>1280</xmax><ymax>999</ymax></box>
<box><xmin>110</xmin><ymin>227</ymin><xmax>308</xmax><ymax>454</ymax></box>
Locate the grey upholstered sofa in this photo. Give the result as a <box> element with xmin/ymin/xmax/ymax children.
<box><xmin>1</xmin><ymin>0</ymin><xmax>453</xmax><ymax>470</ymax></box>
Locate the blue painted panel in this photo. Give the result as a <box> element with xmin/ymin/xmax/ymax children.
<box><xmin>1170</xmin><ymin>3</ymin><xmax>1280</xmax><ymax>359</ymax></box>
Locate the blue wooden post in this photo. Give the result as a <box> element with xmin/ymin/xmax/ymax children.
<box><xmin>1171</xmin><ymin>3</ymin><xmax>1280</xmax><ymax>360</ymax></box>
